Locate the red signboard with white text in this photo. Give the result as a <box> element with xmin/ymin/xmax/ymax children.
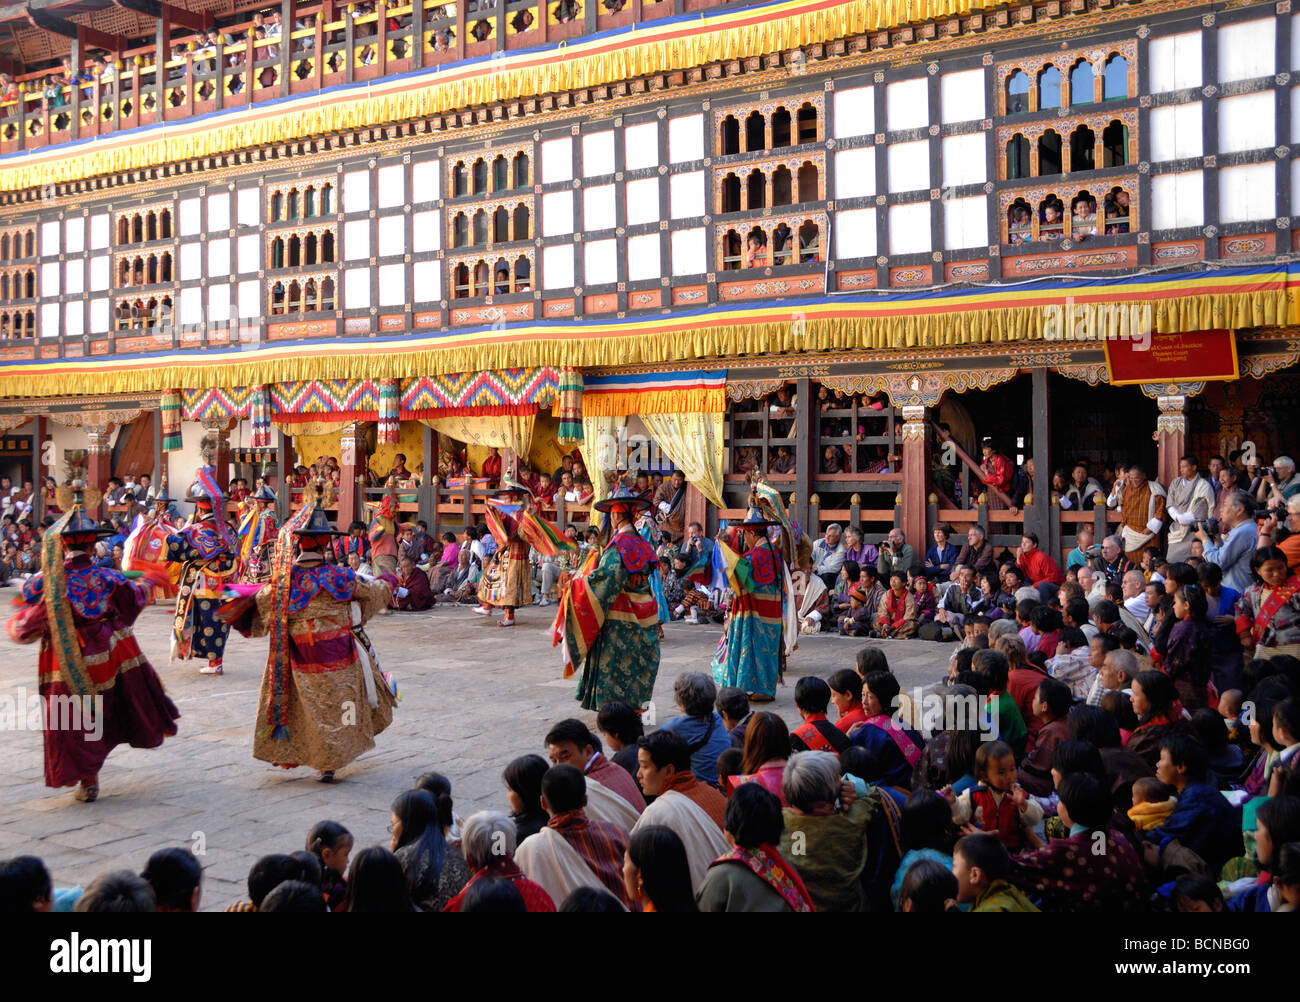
<box><xmin>1104</xmin><ymin>329</ymin><xmax>1239</xmax><ymax>385</ymax></box>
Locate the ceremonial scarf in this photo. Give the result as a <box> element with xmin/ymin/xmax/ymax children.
<box><xmin>711</xmin><ymin>845</ymin><xmax>815</xmax><ymax>912</ymax></box>
<box><xmin>864</xmin><ymin>713</ymin><xmax>924</xmax><ymax>767</ymax></box>
<box><xmin>40</xmin><ymin>516</ymin><xmax>94</xmax><ymax>697</ymax></box>
<box><xmin>261</xmin><ymin>499</ymin><xmax>315</xmax><ymax>742</ymax></box>
<box><xmin>1245</xmin><ymin>575</ymin><xmax>1300</xmax><ymax>646</ymax></box>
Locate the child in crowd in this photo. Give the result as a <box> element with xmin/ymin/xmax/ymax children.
<box><xmin>909</xmin><ymin>571</ymin><xmax>937</xmax><ymax>627</ymax></box>
<box><xmin>305</xmin><ymin>821</ymin><xmax>353</xmax><ymax>912</ymax></box>
<box><xmin>1127</xmin><ymin>776</ymin><xmax>1177</xmax><ymax>832</ymax></box>
<box><xmin>898</xmin><ymin>858</ymin><xmax>958</xmax><ymax>913</ymax></box>
<box><xmin>1218</xmin><ymin>689</ymin><xmax>1251</xmax><ymax>753</ymax></box>
<box><xmin>678</xmin><ymin>580</ymin><xmax>720</xmax><ymax>623</ymax></box>
<box><xmin>828</xmin><ymin>669</ymin><xmax>867</xmax><ymax>735</ymax></box>
<box><xmin>838</xmin><ymin>586</ymin><xmax>873</xmax><ymax>637</ymax></box>
<box><xmin>1172</xmin><ymin>873</ymin><xmax>1225</xmax><ymax>912</ymax></box>
<box><xmin>952</xmin><ymin>833</ymin><xmax>1039</xmax><ymax>912</ymax></box>
<box><xmin>1017</xmin><ymin>678</ymin><xmax>1072</xmax><ymax>797</ymax></box>
<box><xmin>890</xmin><ymin>789</ymin><xmax>954</xmax><ymax>911</ymax></box>
<box><xmin>944</xmin><ymin>740</ymin><xmax>1043</xmax><ymax>852</ymax></box>
<box><xmin>789</xmin><ymin>677</ymin><xmax>851</xmax><ymax>755</ymax></box>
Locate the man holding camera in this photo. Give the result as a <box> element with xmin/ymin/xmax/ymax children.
<box><xmin>1258</xmin><ymin>495</ymin><xmax>1300</xmax><ymax>573</ymax></box>
<box><xmin>1165</xmin><ymin>455</ymin><xmax>1216</xmax><ymax>562</ymax></box>
<box><xmin>1256</xmin><ymin>456</ymin><xmax>1299</xmax><ymax>513</ymax></box>
<box><xmin>1199</xmin><ymin>489</ymin><xmax>1258</xmax><ymax>594</ymax></box>
<box><xmin>876</xmin><ymin>527</ymin><xmax>919</xmax><ymax>580</ymax></box>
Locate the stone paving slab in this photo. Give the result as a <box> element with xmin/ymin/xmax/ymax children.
<box><xmin>0</xmin><ymin>600</ymin><xmax>947</xmax><ymax>910</ymax></box>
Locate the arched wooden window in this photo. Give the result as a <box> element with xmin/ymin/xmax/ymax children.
<box><xmin>146</xmin><ymin>212</ymin><xmax>158</xmax><ymax>242</ymax></box>
<box><xmin>798</xmin><ymin>220</ymin><xmax>819</xmax><ymax>263</ymax></box>
<box><xmin>1102</xmin><ymin>186</ymin><xmax>1131</xmax><ymax>234</ymax></box>
<box><xmin>512</xmin><ymin>152</ymin><xmax>529</xmax><ymax>189</ymax></box>
<box><xmin>304</xmin><ymin>186</ymin><xmax>317</xmax><ymax>219</ymax></box>
<box><xmin>131</xmin><ymin>215</ymin><xmax>144</xmax><ymax>243</ymax></box>
<box><xmin>304</xmin><ymin>279</ymin><xmax>318</xmax><ymax>312</ymax></box>
<box><xmin>304</xmin><ymin>232</ymin><xmax>318</xmax><ymax>265</ymax></box>
<box><xmin>744</xmin><ymin>111</ymin><xmax>765</xmax><ymax>152</ymax></box>
<box><xmin>160</xmin><ymin>209</ymin><xmax>172</xmax><ymax>238</ymax></box>
<box><xmin>132</xmin><ymin>256</ymin><xmax>144</xmax><ymax>285</ymax></box>
<box><xmin>321</xmin><ymin>231</ymin><xmax>335</xmax><ymax>263</ymax></box>
<box><xmin>514</xmin><ymin>255</ymin><xmax>531</xmax><ymax>291</ymax></box>
<box><xmin>113</xmin><ymin>221</ymin><xmax>126</xmax><ymax>247</ymax></box>
<box><xmin>1070</xmin><ymin>191</ymin><xmax>1098</xmax><ymax>239</ymax></box>
<box><xmin>1038</xmin><ymin>194</ymin><xmax>1065</xmax><ymax>240</ymax></box>
<box><xmin>320</xmin><ymin>184</ymin><xmax>333</xmax><ymax>215</ymax></box>
<box><xmin>771</xmin><ymin>166</ymin><xmax>792</xmax><ymax>206</ymax></box>
<box><xmin>472</xmin><ymin>158</ymin><xmax>488</xmax><ymax>195</ymax></box>
<box><xmin>0</xmin><ymin>274</ymin><xmax>8</xmax><ymax>299</ymax></box>
<box><xmin>270</xmin><ymin>281</ymin><xmax>285</xmax><ymax>314</ymax></box>
<box><xmin>1006</xmin><ymin>69</ymin><xmax>1030</xmax><ymax>114</ymax></box>
<box><xmin>160</xmin><ymin>253</ymin><xmax>172</xmax><ymax>282</ymax></box>
<box><xmin>23</xmin><ymin>270</ymin><xmax>33</xmax><ymax>297</ymax></box>
<box><xmin>472</xmin><ymin>209</ymin><xmax>489</xmax><ymax>245</ymax></box>
<box><xmin>512</xmin><ymin>204</ymin><xmax>529</xmax><ymax>240</ymax></box>
<box><xmin>119</xmin><ymin>258</ymin><xmax>132</xmax><ymax>285</ymax></box>
<box><xmin>453</xmin><ymin>213</ymin><xmax>469</xmax><ymax>248</ymax></box>
<box><xmin>287</xmin><ymin>280</ymin><xmax>301</xmax><ymax>312</ymax></box>
<box><xmin>453</xmin><ymin>162</ymin><xmax>468</xmax><ymax>197</ymax></box>
<box><xmin>1070</xmin><ymin>125</ymin><xmax>1096</xmax><ymax>171</ymax></box>
<box><xmin>1103</xmin><ymin>54</ymin><xmax>1129</xmax><ymax>101</ymax></box>
<box><xmin>796</xmin><ymin>103</ymin><xmax>818</xmax><ymax>144</ymax></box>
<box><xmin>1006</xmin><ymin>134</ymin><xmax>1030</xmax><ymax>179</ymax></box>
<box><xmin>1038</xmin><ymin>66</ymin><xmax>1062</xmax><ymax>110</ymax></box>
<box><xmin>771</xmin><ymin>107</ymin><xmax>792</xmax><ymax>148</ymax></box>
<box><xmin>287</xmin><ymin>234</ymin><xmax>301</xmax><ymax>267</ymax></box>
<box><xmin>23</xmin><ymin>231</ymin><xmax>33</xmax><ymax>257</ymax></box>
<box><xmin>720</xmin><ymin>115</ymin><xmax>740</xmax><ymax>156</ymax></box>
<box><xmin>722</xmin><ymin>228</ymin><xmax>742</xmax><ymax>270</ymax></box>
<box><xmin>1070</xmin><ymin>60</ymin><xmax>1095</xmax><ymax>105</ymax></box>
<box><xmin>1038</xmin><ymin>129</ymin><xmax>1062</xmax><ymax>176</ymax></box>
<box><xmin>320</xmin><ymin>277</ymin><xmax>335</xmax><ymax>309</ymax></box>
<box><xmin>271</xmin><ymin>191</ymin><xmax>283</xmax><ymax>221</ymax></box>
<box><xmin>721</xmin><ymin>173</ymin><xmax>741</xmax><ymax>213</ymax></box>
<box><xmin>287</xmin><ymin>188</ymin><xmax>300</xmax><ymax>221</ymax></box>
<box><xmin>493</xmin><ymin>257</ymin><xmax>511</xmax><ymax>294</ymax></box>
<box><xmin>472</xmin><ymin>259</ymin><xmax>490</xmax><ymax>296</ymax></box>
<box><xmin>492</xmin><ymin>155</ymin><xmax>509</xmax><ymax>192</ymax></box>
<box><xmin>271</xmin><ymin>237</ymin><xmax>285</xmax><ymax>269</ymax></box>
<box><xmin>796</xmin><ymin>162</ymin><xmax>818</xmax><ymax>203</ymax></box>
<box><xmin>493</xmin><ymin>206</ymin><xmax>510</xmax><ymax>243</ymax></box>
<box><xmin>746</xmin><ymin>169</ymin><xmax>766</xmax><ymax>210</ymax></box>
<box><xmin>452</xmin><ymin>263</ymin><xmax>470</xmax><ymax>298</ymax></box>
<box><xmin>1102</xmin><ymin>121</ymin><xmax>1129</xmax><ymax>167</ymax></box>
<box><xmin>0</xmin><ymin>314</ymin><xmax>8</xmax><ymax>338</ymax></box>
<box><xmin>147</xmin><ymin>254</ymin><xmax>158</xmax><ymax>285</ymax></box>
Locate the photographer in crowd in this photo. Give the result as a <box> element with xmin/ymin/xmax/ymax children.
<box><xmin>1198</xmin><ymin>490</ymin><xmax>1259</xmax><ymax>594</ymax></box>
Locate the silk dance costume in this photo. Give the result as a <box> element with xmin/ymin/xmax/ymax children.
<box><xmin>711</xmin><ymin>481</ymin><xmax>799</xmax><ymax>704</ymax></box>
<box><xmin>475</xmin><ymin>478</ymin><xmax>574</xmax><ymax>628</ymax></box>
<box><xmin>6</xmin><ymin>485</ymin><xmax>179</xmax><ymax>803</ymax></box>
<box><xmin>219</xmin><ymin>485</ymin><xmax>397</xmax><ymax>782</ymax></box>
<box><xmin>165</xmin><ymin>468</ymin><xmax>236</xmax><ymax>676</ymax></box>
<box><xmin>234</xmin><ymin>485</ymin><xmax>279</xmax><ymax>583</ymax></box>
<box><xmin>556</xmin><ymin>485</ymin><xmax>662</xmax><ymax>711</ymax></box>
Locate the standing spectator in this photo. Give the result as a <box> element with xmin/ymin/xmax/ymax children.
<box><xmin>1111</xmin><ymin>465</ymin><xmax>1166</xmax><ymax>561</ymax></box>
<box><xmin>1199</xmin><ymin>490</ymin><xmax>1258</xmax><ymax>594</ymax></box>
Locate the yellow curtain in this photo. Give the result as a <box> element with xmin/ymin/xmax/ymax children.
<box><xmin>423</xmin><ymin>414</ymin><xmax>535</xmax><ymax>460</ymax></box>
<box><xmin>638</xmin><ymin>412</ymin><xmax>726</xmax><ymax>510</ymax></box>
<box><xmin>581</xmin><ymin>414</ymin><xmax>628</xmax><ymax>523</ymax></box>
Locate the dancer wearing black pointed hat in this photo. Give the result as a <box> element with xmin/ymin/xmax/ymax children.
<box><xmin>6</xmin><ymin>483</ymin><xmax>179</xmax><ymax>803</ymax></box>
<box><xmin>219</xmin><ymin>484</ymin><xmax>396</xmax><ymax>782</ymax></box>
<box><xmin>164</xmin><ymin>466</ymin><xmax>238</xmax><ymax>675</ymax></box>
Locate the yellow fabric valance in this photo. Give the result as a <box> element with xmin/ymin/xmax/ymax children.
<box><xmin>422</xmin><ymin>414</ymin><xmax>535</xmax><ymax>459</ymax></box>
<box><xmin>582</xmin><ymin>386</ymin><xmax>727</xmax><ymax>417</ymax></box>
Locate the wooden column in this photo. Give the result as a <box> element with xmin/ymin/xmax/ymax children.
<box><xmin>419</xmin><ymin>423</ymin><xmax>435</xmax><ymax>524</ymax></box>
<box><xmin>86</xmin><ymin>425</ymin><xmax>114</xmax><ymax>495</ymax></box>
<box><xmin>338</xmin><ymin>421</ymin><xmax>362</xmax><ymax>529</ymax></box>
<box><xmin>899</xmin><ymin>406</ymin><xmax>928</xmax><ymax>551</ymax></box>
<box><xmin>1029</xmin><ymin>367</ymin><xmax>1052</xmax><ymax>548</ymax></box>
<box><xmin>792</xmin><ymin>376</ymin><xmax>812</xmax><ymax>534</ymax></box>
<box><xmin>275</xmin><ymin>426</ymin><xmax>291</xmax><ymax>521</ymax></box>
<box><xmin>1154</xmin><ymin>390</ymin><xmax>1186</xmax><ymax>489</ymax></box>
<box><xmin>151</xmin><ymin>408</ymin><xmax>164</xmax><ymax>489</ymax></box>
<box><xmin>202</xmin><ymin>419</ymin><xmax>232</xmax><ymax>492</ymax></box>
<box><xmin>683</xmin><ymin>484</ymin><xmax>707</xmax><ymax>542</ymax></box>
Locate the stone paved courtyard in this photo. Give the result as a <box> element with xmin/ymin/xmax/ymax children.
<box><xmin>0</xmin><ymin>602</ymin><xmax>948</xmax><ymax>910</ymax></box>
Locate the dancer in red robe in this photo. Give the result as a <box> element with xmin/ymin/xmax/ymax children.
<box><xmin>6</xmin><ymin>485</ymin><xmax>179</xmax><ymax>803</ymax></box>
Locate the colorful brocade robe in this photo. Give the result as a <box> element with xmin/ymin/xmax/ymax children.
<box><xmin>712</xmin><ymin>538</ymin><xmax>786</xmax><ymax>698</ymax></box>
<box><xmin>561</xmin><ymin>528</ymin><xmax>661</xmax><ymax>711</ymax></box>
<box><xmin>165</xmin><ymin>519</ymin><xmax>236</xmax><ymax>662</ymax></box>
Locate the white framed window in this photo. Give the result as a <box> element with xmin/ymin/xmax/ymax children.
<box><xmin>668</xmin><ymin>115</ymin><xmax>704</xmax><ymax>163</ymax></box>
<box><xmin>1151</xmin><ymin>171</ymin><xmax>1204</xmax><ymax>230</ymax></box>
<box><xmin>41</xmin><ymin>303</ymin><xmax>59</xmax><ymax>336</ymax></box>
<box><xmin>40</xmin><ymin>262</ymin><xmax>59</xmax><ymax>296</ymax></box>
<box><xmin>941</xmin><ymin>133</ymin><xmax>986</xmax><ymax>188</ymax></box>
<box><xmin>626</xmin><ymin>233</ymin><xmax>660</xmax><ymax>281</ymax></box>
<box><xmin>888</xmin><ymin>202</ymin><xmax>932</xmax><ymax>255</ymax></box>
<box><xmin>670</xmin><ymin>227</ymin><xmax>706</xmax><ymax>275</ymax></box>
<box><xmin>179</xmin><ymin>287</ymin><xmax>202</xmax><ymax>324</ymax></box>
<box><xmin>1150</xmin><ymin>103</ymin><xmax>1203</xmax><ymax>161</ymax></box>
<box><xmin>207</xmin><ymin>284</ymin><xmax>230</xmax><ymax>323</ymax></box>
<box><xmin>89</xmin><ymin>214</ymin><xmax>110</xmax><ymax>250</ymax></box>
<box><xmin>179</xmin><ymin>197</ymin><xmax>202</xmax><ymax>236</ymax></box>
<box><xmin>542</xmin><ymin>191</ymin><xmax>575</xmax><ymax>236</ymax></box>
<box><xmin>1218</xmin><ymin>19</ymin><xmax>1275</xmax><ymax>82</ymax></box>
<box><xmin>89</xmin><ymin>256</ymin><xmax>109</xmax><ymax>292</ymax></box>
<box><xmin>541</xmin><ymin>137</ymin><xmax>574</xmax><ymax>184</ymax></box>
<box><xmin>412</xmin><ymin>261</ymin><xmax>441</xmax><ymax>302</ymax></box>
<box><xmin>887</xmin><ymin>78</ymin><xmax>929</xmax><ymax>132</ymax></box>
<box><xmin>623</xmin><ymin>122</ymin><xmax>659</xmax><ymax>170</ymax></box>
<box><xmin>413</xmin><ymin>210</ymin><xmax>441</xmax><ymax>253</ymax></box>
<box><xmin>625</xmin><ymin>178</ymin><xmax>660</xmax><ymax>225</ymax></box>
<box><xmin>1218</xmin><ymin>163</ymin><xmax>1275</xmax><ymax>223</ymax></box>
<box><xmin>237</xmin><ymin>234</ymin><xmax>259</xmax><ymax>273</ymax></box>
<box><xmin>584</xmin><ymin>238</ymin><xmax>618</xmax><ymax>285</ymax></box>
<box><xmin>40</xmin><ymin>220</ymin><xmax>60</xmax><ymax>256</ymax></box>
<box><xmin>542</xmin><ymin>244</ymin><xmax>575</xmax><ymax>290</ymax></box>
<box><xmin>378</xmin><ymin>216</ymin><xmax>405</xmax><ymax>257</ymax></box>
<box><xmin>179</xmin><ymin>243</ymin><xmax>201</xmax><ymax>281</ymax></box>
<box><xmin>1218</xmin><ymin>92</ymin><xmax>1274</xmax><ymax>153</ymax></box>
<box><xmin>669</xmin><ymin>172</ymin><xmax>705</xmax><ymax>219</ymax></box>
<box><xmin>64</xmin><ymin>218</ymin><xmax>85</xmax><ymax>255</ymax></box>
<box><xmin>834</xmin><ymin>148</ymin><xmax>876</xmax><ymax>199</ymax></box>
<box><xmin>583</xmin><ymin>184</ymin><xmax>617</xmax><ymax>231</ymax></box>
<box><xmin>343</xmin><ymin>170</ymin><xmax>371</xmax><ymax>213</ymax></box>
<box><xmin>89</xmin><ymin>298</ymin><xmax>109</xmax><ymax>334</ymax></box>
<box><xmin>237</xmin><ymin>187</ymin><xmax>260</xmax><ymax>225</ymax></box>
<box><xmin>833</xmin><ymin>86</ymin><xmax>875</xmax><ymax>139</ymax></box>
<box><xmin>943</xmin><ymin>196</ymin><xmax>988</xmax><ymax>249</ymax></box>
<box><xmin>941</xmin><ymin>69</ymin><xmax>985</xmax><ymax>124</ymax></box>
<box><xmin>64</xmin><ymin>262</ymin><xmax>84</xmax><ymax>296</ymax></box>
<box><xmin>834</xmin><ymin>207</ymin><xmax>877</xmax><ymax>258</ymax></box>
<box><xmin>237</xmin><ymin>280</ymin><xmax>261</xmax><ymax>318</ymax></box>
<box><xmin>344</xmin><ymin>267</ymin><xmax>371</xmax><ymax>308</ymax></box>
<box><xmin>412</xmin><ymin>160</ymin><xmax>440</xmax><ymax>203</ymax></box>
<box><xmin>378</xmin><ymin>263</ymin><xmax>405</xmax><ymax>305</ymax></box>
<box><xmin>207</xmin><ymin>237</ymin><xmax>230</xmax><ymax>276</ymax></box>
<box><xmin>582</xmin><ymin>131</ymin><xmax>615</xmax><ymax>177</ymax></box>
<box><xmin>208</xmin><ymin>192</ymin><xmax>230</xmax><ymax>231</ymax></box>
<box><xmin>377</xmin><ymin>165</ymin><xmax>404</xmax><ymax>208</ymax></box>
<box><xmin>888</xmin><ymin>140</ymin><xmax>930</xmax><ymax>193</ymax></box>
<box><xmin>1150</xmin><ymin>31</ymin><xmax>1201</xmax><ymax>93</ymax></box>
<box><xmin>343</xmin><ymin>219</ymin><xmax>370</xmax><ymax>260</ymax></box>
<box><xmin>64</xmin><ymin>302</ymin><xmax>84</xmax><ymax>339</ymax></box>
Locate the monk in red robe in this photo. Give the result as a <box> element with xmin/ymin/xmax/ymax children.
<box><xmin>390</xmin><ymin>556</ymin><xmax>435</xmax><ymax>611</ymax></box>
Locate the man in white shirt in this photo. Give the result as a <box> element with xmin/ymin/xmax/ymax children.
<box><xmin>1121</xmin><ymin>569</ymin><xmax>1150</xmax><ymax>622</ymax></box>
<box><xmin>1165</xmin><ymin>455</ymin><xmax>1216</xmax><ymax>562</ymax></box>
<box><xmin>1078</xmin><ymin>564</ymin><xmax>1106</xmax><ymax>603</ymax></box>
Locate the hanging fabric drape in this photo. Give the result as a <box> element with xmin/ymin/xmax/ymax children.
<box><xmin>377</xmin><ymin>380</ymin><xmax>400</xmax><ymax>445</ymax></box>
<box><xmin>556</xmin><ymin>368</ymin><xmax>584</xmax><ymax>445</ymax></box>
<box><xmin>423</xmin><ymin>414</ymin><xmax>535</xmax><ymax>460</ymax></box>
<box><xmin>273</xmin><ymin>419</ymin><xmax>352</xmax><ymax>438</ymax></box>
<box><xmin>249</xmin><ymin>386</ymin><xmax>271</xmax><ymax>449</ymax></box>
<box><xmin>637</xmin><ymin>411</ymin><xmax>727</xmax><ymax>509</ymax></box>
<box><xmin>581</xmin><ymin>414</ymin><xmax>628</xmax><ymax>524</ymax></box>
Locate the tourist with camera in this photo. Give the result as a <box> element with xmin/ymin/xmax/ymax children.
<box><xmin>1198</xmin><ymin>489</ymin><xmax>1259</xmax><ymax>594</ymax></box>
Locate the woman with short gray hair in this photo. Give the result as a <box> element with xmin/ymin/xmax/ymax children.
<box><xmin>777</xmin><ymin>751</ymin><xmax>878</xmax><ymax>911</ymax></box>
<box><xmin>442</xmin><ymin>810</ymin><xmax>557</xmax><ymax>912</ymax></box>
<box><xmin>659</xmin><ymin>671</ymin><xmax>732</xmax><ymax>787</ymax></box>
